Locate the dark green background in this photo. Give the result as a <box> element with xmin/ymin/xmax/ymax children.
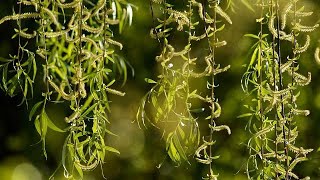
<box><xmin>0</xmin><ymin>0</ymin><xmax>320</xmax><ymax>179</ymax></box>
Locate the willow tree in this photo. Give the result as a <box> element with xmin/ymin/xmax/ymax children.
<box><xmin>0</xmin><ymin>0</ymin><xmax>133</xmax><ymax>178</ymax></box>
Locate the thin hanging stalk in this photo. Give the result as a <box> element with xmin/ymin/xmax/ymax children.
<box><xmin>275</xmin><ymin>2</ymin><xmax>290</xmax><ymax>178</ymax></box>
<box><xmin>270</xmin><ymin>0</ymin><xmax>279</xmax><ymax>178</ymax></box>
<box><xmin>201</xmin><ymin>0</ymin><xmax>217</xmax><ymax>175</ymax></box>
<box><xmin>196</xmin><ymin>1</ymin><xmax>232</xmax><ymax>179</ymax></box>
<box><xmin>258</xmin><ymin>1</ymin><xmax>265</xmax><ymax>176</ymax></box>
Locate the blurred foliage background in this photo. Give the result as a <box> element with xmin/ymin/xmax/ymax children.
<box><xmin>0</xmin><ymin>0</ymin><xmax>320</xmax><ymax>179</ymax></box>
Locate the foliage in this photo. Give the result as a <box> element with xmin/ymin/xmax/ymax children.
<box><xmin>136</xmin><ymin>0</ymin><xmax>232</xmax><ymax>179</ymax></box>
<box><xmin>0</xmin><ymin>0</ymin><xmax>133</xmax><ymax>178</ymax></box>
<box><xmin>1</xmin><ymin>0</ymin><xmax>320</xmax><ymax>179</ymax></box>
<box><xmin>240</xmin><ymin>0</ymin><xmax>318</xmax><ymax>179</ymax></box>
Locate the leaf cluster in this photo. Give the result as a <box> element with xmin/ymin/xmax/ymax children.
<box><xmin>0</xmin><ymin>0</ymin><xmax>133</xmax><ymax>178</ymax></box>
<box><xmin>240</xmin><ymin>0</ymin><xmax>317</xmax><ymax>179</ymax></box>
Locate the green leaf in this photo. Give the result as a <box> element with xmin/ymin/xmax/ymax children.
<box><xmin>105</xmin><ymin>129</ymin><xmax>118</xmax><ymax>137</ymax></box>
<box><xmin>29</xmin><ymin>101</ymin><xmax>43</xmax><ymax>121</ymax></box>
<box><xmin>144</xmin><ymin>78</ymin><xmax>157</xmax><ymax>84</ymax></box>
<box><xmin>172</xmin><ymin>133</ymin><xmax>188</xmax><ymax>161</ymax></box>
<box><xmin>1</xmin><ymin>64</ymin><xmax>8</xmax><ymax>91</ymax></box>
<box><xmin>23</xmin><ymin>76</ymin><xmax>29</xmax><ymax>99</ymax></box>
<box><xmin>167</xmin><ymin>139</ymin><xmax>180</xmax><ymax>163</ymax></box>
<box><xmin>106</xmin><ymin>79</ymin><xmax>116</xmax><ymax>87</ymax></box>
<box><xmin>249</xmin><ymin>46</ymin><xmax>259</xmax><ymax>69</ymax></box>
<box><xmin>104</xmin><ymin>146</ymin><xmax>120</xmax><ymax>154</ymax></box>
<box><xmin>74</xmin><ymin>163</ymin><xmax>84</xmax><ymax>179</ymax></box>
<box><xmin>45</xmin><ymin>111</ymin><xmax>65</xmax><ymax>132</ymax></box>
<box><xmin>34</xmin><ymin>115</ymin><xmax>41</xmax><ymax>136</ymax></box>
<box><xmin>241</xmin><ymin>0</ymin><xmax>255</xmax><ymax>12</ymax></box>
<box><xmin>40</xmin><ymin>110</ymin><xmax>48</xmax><ymax>138</ymax></box>
<box><xmin>92</xmin><ymin>118</ymin><xmax>98</xmax><ymax>133</ymax></box>
<box><xmin>81</xmin><ymin>103</ymin><xmax>97</xmax><ymax>118</ymax></box>
<box><xmin>77</xmin><ymin>144</ymin><xmax>87</xmax><ymax>163</ymax></box>
<box><xmin>7</xmin><ymin>74</ymin><xmax>19</xmax><ymax>97</ymax></box>
<box><xmin>177</xmin><ymin>125</ymin><xmax>185</xmax><ymax>140</ymax></box>
<box><xmin>32</xmin><ymin>55</ymin><xmax>37</xmax><ymax>81</ymax></box>
<box><xmin>245</xmin><ymin>34</ymin><xmax>260</xmax><ymax>39</ymax></box>
<box><xmin>237</xmin><ymin>113</ymin><xmax>253</xmax><ymax>118</ymax></box>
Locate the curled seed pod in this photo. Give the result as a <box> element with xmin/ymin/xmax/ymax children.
<box><xmin>314</xmin><ymin>47</ymin><xmax>320</xmax><ymax>65</ymax></box>
<box><xmin>294</xmin><ymin>35</ymin><xmax>310</xmax><ymax>54</ymax></box>
<box><xmin>268</xmin><ymin>14</ymin><xmax>278</xmax><ymax>38</ymax></box>
<box><xmin>0</xmin><ymin>13</ymin><xmax>40</xmax><ymax>24</ymax></box>
<box><xmin>57</xmin><ymin>0</ymin><xmax>80</xmax><ymax>9</ymax></box>
<box><xmin>167</xmin><ymin>9</ymin><xmax>190</xmax><ymax>31</ymax></box>
<box><xmin>281</xmin><ymin>1</ymin><xmax>293</xmax><ymax>30</ymax></box>
<box><xmin>82</xmin><ymin>23</ymin><xmax>103</xmax><ymax>33</ymax></box>
<box><xmin>76</xmin><ymin>159</ymin><xmax>99</xmax><ymax>171</ymax></box>
<box><xmin>107</xmin><ymin>38</ymin><xmax>123</xmax><ymax>50</ymax></box>
<box><xmin>151</xmin><ymin>0</ymin><xmax>163</xmax><ymax>4</ymax></box>
<box><xmin>105</xmin><ymin>87</ymin><xmax>126</xmax><ymax>96</ymax></box>
<box><xmin>18</xmin><ymin>30</ymin><xmax>37</xmax><ymax>39</ymax></box>
<box><xmin>48</xmin><ymin>80</ymin><xmax>74</xmax><ymax>100</ymax></box>
<box><xmin>294</xmin><ymin>23</ymin><xmax>319</xmax><ymax>32</ymax></box>
<box><xmin>281</xmin><ymin>0</ymin><xmax>299</xmax><ymax>30</ymax></box>
<box><xmin>213</xmin><ymin>40</ymin><xmax>227</xmax><ymax>48</ymax></box>
<box><xmin>254</xmin><ymin>124</ymin><xmax>275</xmax><ymax>138</ymax></box>
<box><xmin>209</xmin><ymin>124</ymin><xmax>231</xmax><ymax>135</ymax></box>
<box><xmin>292</xmin><ymin>108</ymin><xmax>310</xmax><ymax>116</ymax></box>
<box><xmin>191</xmin><ymin>0</ymin><xmax>203</xmax><ymax>19</ymax></box>
<box><xmin>295</xmin><ymin>11</ymin><xmax>313</xmax><ymax>17</ymax></box>
<box><xmin>215</xmin><ymin>5</ymin><xmax>232</xmax><ymax>24</ymax></box>
<box><xmin>280</xmin><ymin>60</ymin><xmax>294</xmax><ymax>73</ymax></box>
<box><xmin>43</xmin><ymin>30</ymin><xmax>68</xmax><ymax>38</ymax></box>
<box><xmin>65</xmin><ymin>110</ymin><xmax>81</xmax><ymax>123</ymax></box>
<box><xmin>42</xmin><ymin>7</ymin><xmax>60</xmax><ymax>28</ymax></box>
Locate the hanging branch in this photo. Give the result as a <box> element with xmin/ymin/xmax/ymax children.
<box><xmin>241</xmin><ymin>0</ymin><xmax>317</xmax><ymax>179</ymax></box>
<box><xmin>0</xmin><ymin>0</ymin><xmax>134</xmax><ymax>178</ymax></box>
<box><xmin>137</xmin><ymin>0</ymin><xmax>201</xmax><ymax>166</ymax></box>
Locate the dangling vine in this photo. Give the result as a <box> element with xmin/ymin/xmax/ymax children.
<box><xmin>136</xmin><ymin>0</ymin><xmax>232</xmax><ymax>179</ymax></box>
<box><xmin>240</xmin><ymin>0</ymin><xmax>318</xmax><ymax>179</ymax></box>
<box><xmin>0</xmin><ymin>0</ymin><xmax>133</xmax><ymax>178</ymax></box>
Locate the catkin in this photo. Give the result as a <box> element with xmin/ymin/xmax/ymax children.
<box><xmin>43</xmin><ymin>30</ymin><xmax>68</xmax><ymax>38</ymax></box>
<box><xmin>42</xmin><ymin>7</ymin><xmax>60</xmax><ymax>28</ymax></box>
<box><xmin>294</xmin><ymin>35</ymin><xmax>310</xmax><ymax>54</ymax></box>
<box><xmin>48</xmin><ymin>80</ymin><xmax>74</xmax><ymax>100</ymax></box>
<box><xmin>57</xmin><ymin>0</ymin><xmax>80</xmax><ymax>9</ymax></box>
<box><xmin>82</xmin><ymin>23</ymin><xmax>103</xmax><ymax>34</ymax></box>
<box><xmin>107</xmin><ymin>38</ymin><xmax>123</xmax><ymax>50</ymax></box>
<box><xmin>105</xmin><ymin>87</ymin><xmax>125</xmax><ymax>96</ymax></box>
<box><xmin>295</xmin><ymin>23</ymin><xmax>319</xmax><ymax>32</ymax></box>
<box><xmin>19</xmin><ymin>30</ymin><xmax>37</xmax><ymax>39</ymax></box>
<box><xmin>213</xmin><ymin>40</ymin><xmax>227</xmax><ymax>48</ymax></box>
<box><xmin>0</xmin><ymin>13</ymin><xmax>40</xmax><ymax>25</ymax></box>
<box><xmin>314</xmin><ymin>47</ymin><xmax>320</xmax><ymax>65</ymax></box>
<box><xmin>281</xmin><ymin>1</ymin><xmax>294</xmax><ymax>30</ymax></box>
<box><xmin>191</xmin><ymin>0</ymin><xmax>203</xmax><ymax>20</ymax></box>
<box><xmin>76</xmin><ymin>159</ymin><xmax>99</xmax><ymax>171</ymax></box>
<box><xmin>209</xmin><ymin>124</ymin><xmax>231</xmax><ymax>135</ymax></box>
<box><xmin>254</xmin><ymin>124</ymin><xmax>274</xmax><ymax>138</ymax></box>
<box><xmin>268</xmin><ymin>14</ymin><xmax>278</xmax><ymax>38</ymax></box>
<box><xmin>215</xmin><ymin>5</ymin><xmax>232</xmax><ymax>24</ymax></box>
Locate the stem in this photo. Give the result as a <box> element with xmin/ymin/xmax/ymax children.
<box><xmin>202</xmin><ymin>0</ymin><xmax>216</xmax><ymax>176</ymax></box>
<box><xmin>149</xmin><ymin>0</ymin><xmax>162</xmax><ymax>49</ymax></box>
<box><xmin>39</xmin><ymin>1</ymin><xmax>50</xmax><ymax>99</ymax></box>
<box><xmin>275</xmin><ymin>0</ymin><xmax>289</xmax><ymax>179</ymax></box>
<box><xmin>186</xmin><ymin>0</ymin><xmax>192</xmax><ymax>112</ymax></box>
<box><xmin>270</xmin><ymin>0</ymin><xmax>279</xmax><ymax>178</ymax></box>
<box><xmin>258</xmin><ymin>1</ymin><xmax>265</xmax><ymax>177</ymax></box>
